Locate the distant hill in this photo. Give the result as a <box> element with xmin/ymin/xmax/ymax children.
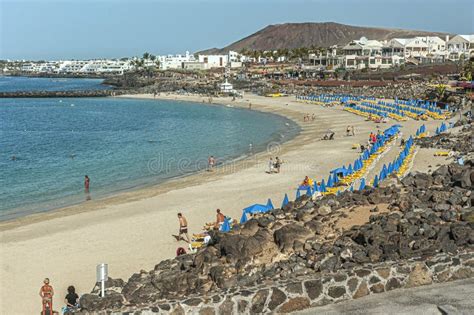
<box><xmin>198</xmin><ymin>22</ymin><xmax>450</xmax><ymax>54</ymax></box>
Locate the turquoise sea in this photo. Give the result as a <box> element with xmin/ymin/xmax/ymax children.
<box><xmin>0</xmin><ymin>76</ymin><xmax>111</xmax><ymax>92</ymax></box>
<box><xmin>0</xmin><ymin>78</ymin><xmax>299</xmax><ymax>219</ymax></box>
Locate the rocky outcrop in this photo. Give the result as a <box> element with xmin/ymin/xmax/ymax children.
<box><xmin>416</xmin><ymin>125</ymin><xmax>472</xmax><ymax>154</ymax></box>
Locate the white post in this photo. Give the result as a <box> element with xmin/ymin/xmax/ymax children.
<box><xmin>101</xmin><ymin>279</ymin><xmax>105</xmax><ymax>298</ymax></box>
<box><xmin>96</xmin><ymin>263</ymin><xmax>108</xmax><ymax>298</ymax></box>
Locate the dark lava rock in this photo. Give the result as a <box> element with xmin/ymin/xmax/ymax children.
<box><xmin>304</xmin><ymin>280</ymin><xmax>323</xmax><ymax>300</ymax></box>
<box><xmin>327</xmin><ymin>286</ymin><xmax>346</xmax><ymax>299</ymax></box>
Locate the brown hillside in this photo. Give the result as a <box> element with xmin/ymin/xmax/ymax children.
<box><xmin>198</xmin><ymin>22</ymin><xmax>450</xmax><ymax>53</ymax></box>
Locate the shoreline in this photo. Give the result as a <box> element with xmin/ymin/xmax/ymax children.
<box><xmin>0</xmin><ymin>93</ymin><xmax>306</xmax><ymax>231</ymax></box>
<box><xmin>0</xmin><ymin>95</ymin><xmax>301</xmax><ymax>227</ymax></box>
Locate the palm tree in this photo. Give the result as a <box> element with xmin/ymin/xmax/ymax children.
<box><xmin>132</xmin><ymin>58</ymin><xmax>145</xmax><ymax>70</ymax></box>
<box><xmin>142</xmin><ymin>52</ymin><xmax>150</xmax><ymax>60</ymax></box>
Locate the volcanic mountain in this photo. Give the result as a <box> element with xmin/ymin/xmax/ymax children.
<box><xmin>199</xmin><ymin>22</ymin><xmax>449</xmax><ymax>53</ymax></box>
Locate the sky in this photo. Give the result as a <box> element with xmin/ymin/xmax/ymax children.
<box><xmin>0</xmin><ymin>0</ymin><xmax>473</xmax><ymax>60</ymax></box>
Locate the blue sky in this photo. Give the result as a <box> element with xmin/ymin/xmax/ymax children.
<box><xmin>0</xmin><ymin>0</ymin><xmax>472</xmax><ymax>60</ymax></box>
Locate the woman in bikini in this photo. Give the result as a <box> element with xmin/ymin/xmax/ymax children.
<box><xmin>39</xmin><ymin>278</ymin><xmax>54</xmax><ymax>315</ymax></box>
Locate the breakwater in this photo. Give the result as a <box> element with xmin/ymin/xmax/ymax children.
<box><xmin>0</xmin><ymin>90</ymin><xmax>116</xmax><ymax>98</ymax></box>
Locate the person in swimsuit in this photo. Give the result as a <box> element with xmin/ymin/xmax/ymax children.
<box><xmin>39</xmin><ymin>278</ymin><xmax>54</xmax><ymax>315</ymax></box>
<box><xmin>215</xmin><ymin>209</ymin><xmax>225</xmax><ymax>228</ymax></box>
<box><xmin>208</xmin><ymin>156</ymin><xmax>215</xmax><ymax>172</ymax></box>
<box><xmin>84</xmin><ymin>175</ymin><xmax>90</xmax><ymax>192</ymax></box>
<box><xmin>177</xmin><ymin>213</ymin><xmax>190</xmax><ymax>242</ymax></box>
<box><xmin>274</xmin><ymin>157</ymin><xmax>282</xmax><ymax>173</ymax></box>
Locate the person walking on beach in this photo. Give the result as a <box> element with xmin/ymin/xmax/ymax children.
<box><xmin>177</xmin><ymin>213</ymin><xmax>190</xmax><ymax>243</ymax></box>
<box><xmin>351</xmin><ymin>125</ymin><xmax>355</xmax><ymax>136</ymax></box>
<box><xmin>346</xmin><ymin>125</ymin><xmax>351</xmax><ymax>136</ymax></box>
<box><xmin>39</xmin><ymin>278</ymin><xmax>54</xmax><ymax>315</ymax></box>
<box><xmin>268</xmin><ymin>157</ymin><xmax>274</xmax><ymax>173</ymax></box>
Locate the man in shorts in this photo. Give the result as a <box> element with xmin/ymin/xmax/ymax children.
<box><xmin>177</xmin><ymin>213</ymin><xmax>190</xmax><ymax>242</ymax></box>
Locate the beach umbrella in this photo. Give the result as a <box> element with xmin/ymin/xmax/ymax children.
<box><xmin>435</xmin><ymin>127</ymin><xmax>440</xmax><ymax>135</ymax></box>
<box><xmin>296</xmin><ymin>189</ymin><xmax>301</xmax><ymax>200</ymax></box>
<box><xmin>373</xmin><ymin>175</ymin><xmax>379</xmax><ymax>188</ymax></box>
<box><xmin>350</xmin><ymin>185</ymin><xmax>354</xmax><ymax>192</ymax></box>
<box><xmin>306</xmin><ymin>186</ymin><xmax>312</xmax><ymax>197</ymax></box>
<box><xmin>348</xmin><ymin>164</ymin><xmax>353</xmax><ymax>174</ymax></box>
<box><xmin>220</xmin><ymin>217</ymin><xmax>231</xmax><ymax>233</ymax></box>
<box><xmin>359</xmin><ymin>178</ymin><xmax>366</xmax><ymax>190</ymax></box>
<box><xmin>266</xmin><ymin>198</ymin><xmax>274</xmax><ymax>210</ymax></box>
<box><xmin>327</xmin><ymin>175</ymin><xmax>334</xmax><ymax>188</ymax></box>
<box><xmin>333</xmin><ymin>173</ymin><xmax>339</xmax><ymax>184</ymax></box>
<box><xmin>313</xmin><ymin>181</ymin><xmax>319</xmax><ymax>192</ymax></box>
<box><xmin>382</xmin><ymin>164</ymin><xmax>388</xmax><ymax>175</ymax></box>
<box><xmin>354</xmin><ymin>160</ymin><xmax>360</xmax><ymax>171</ymax></box>
<box><xmin>281</xmin><ymin>193</ymin><xmax>289</xmax><ymax>208</ymax></box>
<box><xmin>240</xmin><ymin>212</ymin><xmax>248</xmax><ymax>224</ymax></box>
<box><xmin>388</xmin><ymin>162</ymin><xmax>393</xmax><ymax>174</ymax></box>
<box><xmin>380</xmin><ymin>169</ymin><xmax>386</xmax><ymax>181</ymax></box>
<box><xmin>320</xmin><ymin>179</ymin><xmax>327</xmax><ymax>192</ymax></box>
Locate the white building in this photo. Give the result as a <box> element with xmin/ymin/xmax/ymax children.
<box><xmin>342</xmin><ymin>37</ymin><xmax>401</xmax><ymax>70</ymax></box>
<box><xmin>447</xmin><ymin>35</ymin><xmax>474</xmax><ymax>60</ymax></box>
<box><xmin>157</xmin><ymin>51</ymin><xmax>196</xmax><ymax>70</ymax></box>
<box><xmin>419</xmin><ymin>36</ymin><xmax>446</xmax><ymax>56</ymax></box>
<box><xmin>388</xmin><ymin>38</ymin><xmax>429</xmax><ymax>59</ymax></box>
<box><xmin>198</xmin><ymin>54</ymin><xmax>228</xmax><ymax>68</ymax></box>
<box><xmin>197</xmin><ymin>51</ymin><xmax>243</xmax><ymax>69</ymax></box>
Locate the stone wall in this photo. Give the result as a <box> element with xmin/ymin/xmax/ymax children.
<box><xmin>90</xmin><ymin>250</ymin><xmax>473</xmax><ymax>314</ymax></box>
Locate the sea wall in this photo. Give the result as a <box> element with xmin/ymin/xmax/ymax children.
<box><xmin>0</xmin><ymin>90</ymin><xmax>116</xmax><ymax>98</ymax></box>
<box><xmin>79</xmin><ymin>251</ymin><xmax>474</xmax><ymax>314</ymax></box>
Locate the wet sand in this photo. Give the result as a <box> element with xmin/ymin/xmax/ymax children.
<box><xmin>0</xmin><ymin>93</ymin><xmax>444</xmax><ymax>314</ymax></box>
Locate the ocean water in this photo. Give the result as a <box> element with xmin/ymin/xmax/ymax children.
<box><xmin>0</xmin><ymin>96</ymin><xmax>299</xmax><ymax>219</ymax></box>
<box><xmin>0</xmin><ymin>76</ymin><xmax>111</xmax><ymax>92</ymax></box>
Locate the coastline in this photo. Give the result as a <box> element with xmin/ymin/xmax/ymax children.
<box><xmin>0</xmin><ymin>93</ymin><xmax>301</xmax><ymax>229</ymax></box>
<box><xmin>0</xmin><ymin>93</ymin><xmax>445</xmax><ymax>315</ymax></box>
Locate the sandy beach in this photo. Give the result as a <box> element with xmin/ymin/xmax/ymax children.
<box><xmin>0</xmin><ymin>94</ymin><xmax>448</xmax><ymax>314</ymax></box>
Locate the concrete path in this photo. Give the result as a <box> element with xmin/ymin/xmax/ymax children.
<box><xmin>295</xmin><ymin>279</ymin><xmax>474</xmax><ymax>315</ymax></box>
